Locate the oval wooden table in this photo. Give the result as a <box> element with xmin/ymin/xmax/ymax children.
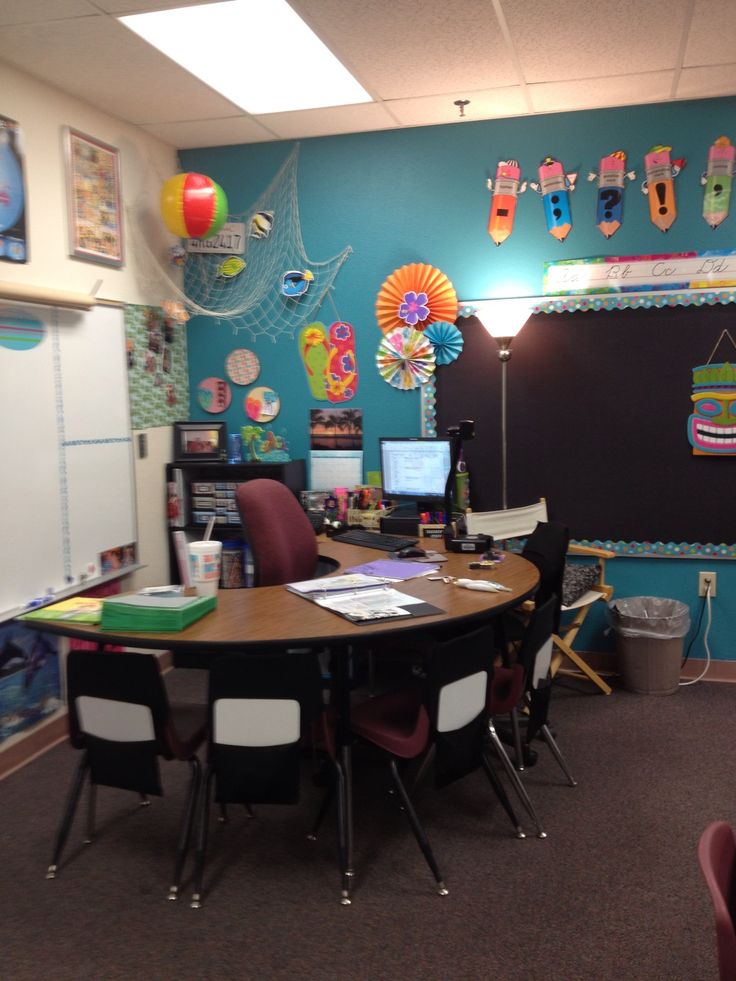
<box><xmin>24</xmin><ymin>539</ymin><xmax>539</xmax><ymax>904</ymax></box>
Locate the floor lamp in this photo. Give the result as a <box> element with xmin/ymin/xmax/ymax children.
<box><xmin>464</xmin><ymin>299</ymin><xmax>532</xmax><ymax>509</ymax></box>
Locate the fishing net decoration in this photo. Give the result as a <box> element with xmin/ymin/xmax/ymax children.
<box><xmin>127</xmin><ymin>145</ymin><xmax>352</xmax><ymax>342</ymax></box>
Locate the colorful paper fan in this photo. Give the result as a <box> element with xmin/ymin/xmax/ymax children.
<box><xmin>424</xmin><ymin>321</ymin><xmax>464</xmax><ymax>365</ymax></box>
<box><xmin>376</xmin><ymin>263</ymin><xmax>458</xmax><ymax>334</ymax></box>
<box><xmin>376</xmin><ymin>326</ymin><xmax>436</xmax><ymax>390</ymax></box>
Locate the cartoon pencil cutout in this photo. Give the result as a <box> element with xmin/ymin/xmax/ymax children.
<box><xmin>702</xmin><ymin>136</ymin><xmax>735</xmax><ymax>229</ymax></box>
<box><xmin>487</xmin><ymin>159</ymin><xmax>526</xmax><ymax>246</ymax></box>
<box><xmin>643</xmin><ymin>145</ymin><xmax>684</xmax><ymax>232</ymax></box>
<box><xmin>536</xmin><ymin>156</ymin><xmax>574</xmax><ymax>241</ymax></box>
<box><xmin>588</xmin><ymin>150</ymin><xmax>634</xmax><ymax>239</ymax></box>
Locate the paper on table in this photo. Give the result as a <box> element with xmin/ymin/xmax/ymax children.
<box><xmin>312</xmin><ymin>586</ymin><xmax>424</xmax><ymax>621</ymax></box>
<box><xmin>344</xmin><ymin>559</ymin><xmax>439</xmax><ymax>580</ymax></box>
<box><xmin>286</xmin><ymin>573</ymin><xmax>396</xmax><ymax>595</ymax></box>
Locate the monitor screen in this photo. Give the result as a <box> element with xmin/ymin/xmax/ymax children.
<box><xmin>379</xmin><ymin>437</ymin><xmax>451</xmax><ymax>505</ymax></box>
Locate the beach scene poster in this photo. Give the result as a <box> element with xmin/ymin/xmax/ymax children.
<box><xmin>310</xmin><ymin>407</ymin><xmax>363</xmax><ymax>450</ymax></box>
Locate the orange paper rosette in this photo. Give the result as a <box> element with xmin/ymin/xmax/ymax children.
<box><xmin>375</xmin><ymin>263</ymin><xmax>458</xmax><ymax>334</ymax></box>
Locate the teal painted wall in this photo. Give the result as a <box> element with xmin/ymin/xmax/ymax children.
<box><xmin>181</xmin><ymin>96</ymin><xmax>736</xmax><ymax>660</ymax></box>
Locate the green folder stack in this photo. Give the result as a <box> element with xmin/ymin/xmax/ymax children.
<box><xmin>100</xmin><ymin>593</ymin><xmax>217</xmax><ymax>631</ymax></box>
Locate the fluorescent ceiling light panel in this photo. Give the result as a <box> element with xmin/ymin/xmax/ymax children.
<box><xmin>119</xmin><ymin>1</ymin><xmax>372</xmax><ymax>115</ymax></box>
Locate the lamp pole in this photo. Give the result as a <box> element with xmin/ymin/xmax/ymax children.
<box><xmin>495</xmin><ymin>339</ymin><xmax>513</xmax><ymax>510</ymax></box>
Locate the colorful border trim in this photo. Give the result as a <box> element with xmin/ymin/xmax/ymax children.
<box><xmin>575</xmin><ymin>540</ymin><xmax>736</xmax><ymax>559</ymax></box>
<box><xmin>530</xmin><ymin>288</ymin><xmax>736</xmax><ymax>315</ymax></box>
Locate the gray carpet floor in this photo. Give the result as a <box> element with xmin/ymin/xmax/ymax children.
<box><xmin>2</xmin><ymin>669</ymin><xmax>731</xmax><ymax>981</ymax></box>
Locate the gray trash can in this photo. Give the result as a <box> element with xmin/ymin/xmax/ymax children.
<box><xmin>608</xmin><ymin>596</ymin><xmax>691</xmax><ymax>695</ymax></box>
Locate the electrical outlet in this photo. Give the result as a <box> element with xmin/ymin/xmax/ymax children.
<box><xmin>698</xmin><ymin>571</ymin><xmax>717</xmax><ymax>597</ymax></box>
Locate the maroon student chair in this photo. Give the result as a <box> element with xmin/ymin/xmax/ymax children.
<box><xmin>698</xmin><ymin>821</ymin><xmax>736</xmax><ymax>981</ymax></box>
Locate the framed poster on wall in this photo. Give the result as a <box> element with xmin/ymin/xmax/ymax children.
<box><xmin>64</xmin><ymin>126</ymin><xmax>123</xmax><ymax>267</ymax></box>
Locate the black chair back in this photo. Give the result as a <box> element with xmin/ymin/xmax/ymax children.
<box><xmin>516</xmin><ymin>596</ymin><xmax>557</xmax><ymax>742</ymax></box>
<box><xmin>423</xmin><ymin>624</ymin><xmax>495</xmax><ymax>788</ymax></box>
<box><xmin>207</xmin><ymin>652</ymin><xmax>324</xmax><ymax>805</ymax></box>
<box><xmin>522</xmin><ymin>520</ymin><xmax>569</xmax><ymax>634</ymax></box>
<box><xmin>66</xmin><ymin>649</ymin><xmax>172</xmax><ymax>796</ymax></box>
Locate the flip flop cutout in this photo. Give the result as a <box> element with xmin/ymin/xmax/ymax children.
<box><xmin>299</xmin><ymin>322</ymin><xmax>330</xmax><ymax>400</ymax></box>
<box><xmin>326</xmin><ymin>321</ymin><xmax>358</xmax><ymax>403</ymax></box>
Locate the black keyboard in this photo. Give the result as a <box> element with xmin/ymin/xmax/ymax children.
<box><xmin>332</xmin><ymin>528</ymin><xmax>419</xmax><ymax>551</ymax></box>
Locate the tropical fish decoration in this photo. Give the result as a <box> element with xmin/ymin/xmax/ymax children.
<box><xmin>249</xmin><ymin>210</ymin><xmax>274</xmax><ymax>239</ymax></box>
<box><xmin>641</xmin><ymin>145</ymin><xmax>686</xmax><ymax>232</ymax></box>
<box><xmin>530</xmin><ymin>156</ymin><xmax>577</xmax><ymax>242</ymax></box>
<box><xmin>487</xmin><ymin>159</ymin><xmax>527</xmax><ymax>246</ymax></box>
<box><xmin>701</xmin><ymin>136</ymin><xmax>735</xmax><ymax>230</ymax></box>
<box><xmin>281</xmin><ymin>269</ymin><xmax>314</xmax><ymax>297</ymax></box>
<box><xmin>216</xmin><ymin>255</ymin><xmax>246</xmax><ymax>279</ymax></box>
<box><xmin>586</xmin><ymin>150</ymin><xmax>636</xmax><ymax>239</ymax></box>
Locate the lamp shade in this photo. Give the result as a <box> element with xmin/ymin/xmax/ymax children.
<box><xmin>464</xmin><ymin>297</ymin><xmax>532</xmax><ymax>339</ymax></box>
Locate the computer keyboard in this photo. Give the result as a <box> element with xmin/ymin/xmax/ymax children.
<box><xmin>331</xmin><ymin>528</ymin><xmax>420</xmax><ymax>551</ymax></box>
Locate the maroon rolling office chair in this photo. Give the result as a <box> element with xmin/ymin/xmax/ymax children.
<box><xmin>236</xmin><ymin>478</ymin><xmax>319</xmax><ymax>586</ymax></box>
<box><xmin>698</xmin><ymin>821</ymin><xmax>736</xmax><ymax>981</ymax></box>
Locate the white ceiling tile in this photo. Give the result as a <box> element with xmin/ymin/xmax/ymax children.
<box><xmin>291</xmin><ymin>0</ymin><xmax>519</xmax><ymax>99</ymax></box>
<box><xmin>140</xmin><ymin>116</ymin><xmax>277</xmax><ymax>150</ymax></box>
<box><xmin>685</xmin><ymin>1</ymin><xmax>736</xmax><ymax>66</ymax></box>
<box><xmin>257</xmin><ymin>102</ymin><xmax>399</xmax><ymax>140</ymax></box>
<box><xmin>0</xmin><ymin>1</ymin><xmax>94</xmax><ymax>26</ymax></box>
<box><xmin>676</xmin><ymin>64</ymin><xmax>736</xmax><ymax>100</ymax></box>
<box><xmin>529</xmin><ymin>72</ymin><xmax>676</xmax><ymax>113</ymax></box>
<box><xmin>501</xmin><ymin>0</ymin><xmax>691</xmax><ymax>82</ymax></box>
<box><xmin>387</xmin><ymin>87</ymin><xmax>529</xmax><ymax>127</ymax></box>
<box><xmin>0</xmin><ymin>19</ymin><xmax>241</xmax><ymax>124</ymax></box>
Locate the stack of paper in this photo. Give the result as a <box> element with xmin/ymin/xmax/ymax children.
<box><xmin>100</xmin><ymin>593</ymin><xmax>216</xmax><ymax>631</ymax></box>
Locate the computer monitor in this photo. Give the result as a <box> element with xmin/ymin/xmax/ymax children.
<box><xmin>379</xmin><ymin>436</ymin><xmax>452</xmax><ymax>512</ymax></box>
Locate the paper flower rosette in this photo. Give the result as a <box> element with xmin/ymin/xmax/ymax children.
<box><xmin>376</xmin><ymin>326</ymin><xmax>436</xmax><ymax>390</ymax></box>
<box><xmin>424</xmin><ymin>320</ymin><xmax>464</xmax><ymax>365</ymax></box>
<box><xmin>376</xmin><ymin>263</ymin><xmax>458</xmax><ymax>334</ymax></box>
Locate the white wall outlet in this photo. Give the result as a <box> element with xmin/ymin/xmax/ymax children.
<box><xmin>698</xmin><ymin>571</ymin><xmax>717</xmax><ymax>597</ymax></box>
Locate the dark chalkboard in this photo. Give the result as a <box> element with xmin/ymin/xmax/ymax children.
<box><xmin>436</xmin><ymin>303</ymin><xmax>736</xmax><ymax>545</ymax></box>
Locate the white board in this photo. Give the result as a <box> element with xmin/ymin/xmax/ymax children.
<box><xmin>0</xmin><ymin>302</ymin><xmax>137</xmax><ymax>620</ymax></box>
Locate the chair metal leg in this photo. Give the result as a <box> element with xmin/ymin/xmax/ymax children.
<box><xmin>84</xmin><ymin>782</ymin><xmax>97</xmax><ymax>844</ymax></box>
<box><xmin>487</xmin><ymin>721</ymin><xmax>546</xmax><ymax>838</ymax></box>
<box><xmin>408</xmin><ymin>744</ymin><xmax>436</xmax><ymax>796</ymax></box>
<box><xmin>333</xmin><ymin>759</ymin><xmax>352</xmax><ymax>906</ymax></box>
<box><xmin>169</xmin><ymin>757</ymin><xmax>201</xmax><ymax>901</ymax></box>
<box><xmin>510</xmin><ymin>707</ymin><xmax>524</xmax><ymax>771</ymax></box>
<box><xmin>539</xmin><ymin>723</ymin><xmax>577</xmax><ymax>787</ymax></box>
<box><xmin>190</xmin><ymin>769</ymin><xmax>214</xmax><ymax>909</ymax></box>
<box><xmin>47</xmin><ymin>754</ymin><xmax>89</xmax><ymax>879</ymax></box>
<box><xmin>307</xmin><ymin>780</ymin><xmax>335</xmax><ymax>841</ymax></box>
<box><xmin>480</xmin><ymin>753</ymin><xmax>527</xmax><ymax>839</ymax></box>
<box><xmin>388</xmin><ymin>758</ymin><xmax>448</xmax><ymax>896</ymax></box>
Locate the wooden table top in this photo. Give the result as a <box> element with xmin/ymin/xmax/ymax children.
<box><xmin>24</xmin><ymin>540</ymin><xmax>539</xmax><ymax>654</ymax></box>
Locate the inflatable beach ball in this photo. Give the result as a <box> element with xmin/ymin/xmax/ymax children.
<box><xmin>160</xmin><ymin>172</ymin><xmax>228</xmax><ymax>239</ymax></box>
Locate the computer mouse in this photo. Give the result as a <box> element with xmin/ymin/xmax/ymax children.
<box><xmin>395</xmin><ymin>546</ymin><xmax>427</xmax><ymax>559</ymax></box>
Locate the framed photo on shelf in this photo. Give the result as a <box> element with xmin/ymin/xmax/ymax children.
<box><xmin>173</xmin><ymin>421</ymin><xmax>227</xmax><ymax>462</ymax></box>
<box><xmin>64</xmin><ymin>126</ymin><xmax>123</xmax><ymax>267</ymax></box>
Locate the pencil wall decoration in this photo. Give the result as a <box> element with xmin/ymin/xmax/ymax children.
<box><xmin>586</xmin><ymin>150</ymin><xmax>635</xmax><ymax>239</ymax></box>
<box><xmin>530</xmin><ymin>156</ymin><xmax>577</xmax><ymax>242</ymax></box>
<box><xmin>701</xmin><ymin>136</ymin><xmax>735</xmax><ymax>230</ymax></box>
<box><xmin>486</xmin><ymin>159</ymin><xmax>527</xmax><ymax>246</ymax></box>
<box><xmin>641</xmin><ymin>145</ymin><xmax>686</xmax><ymax>232</ymax></box>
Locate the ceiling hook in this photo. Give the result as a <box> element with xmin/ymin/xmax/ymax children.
<box><xmin>453</xmin><ymin>99</ymin><xmax>470</xmax><ymax>118</ymax></box>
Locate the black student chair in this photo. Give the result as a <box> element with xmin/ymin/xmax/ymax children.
<box><xmin>348</xmin><ymin>624</ymin><xmax>526</xmax><ymax>896</ymax></box>
<box><xmin>47</xmin><ymin>649</ymin><xmax>206</xmax><ymax>901</ymax></box>
<box><xmin>487</xmin><ymin>595</ymin><xmax>576</xmax><ymax>839</ymax></box>
<box><xmin>190</xmin><ymin>651</ymin><xmax>345</xmax><ymax>908</ymax></box>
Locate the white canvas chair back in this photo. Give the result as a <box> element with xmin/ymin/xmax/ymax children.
<box><xmin>465</xmin><ymin>499</ymin><xmax>548</xmax><ymax>541</ymax></box>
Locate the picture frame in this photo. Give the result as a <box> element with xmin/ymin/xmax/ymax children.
<box><xmin>173</xmin><ymin>421</ymin><xmax>227</xmax><ymax>462</ymax></box>
<box><xmin>64</xmin><ymin>126</ymin><xmax>123</xmax><ymax>267</ymax></box>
